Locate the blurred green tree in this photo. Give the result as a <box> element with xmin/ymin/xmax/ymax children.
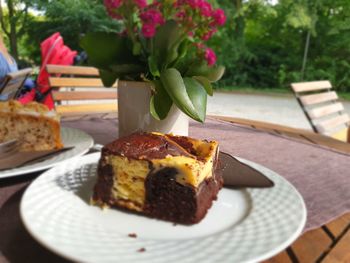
<box><xmin>216</xmin><ymin>0</ymin><xmax>350</xmax><ymax>91</ymax></box>
<box><xmin>0</xmin><ymin>0</ymin><xmax>40</xmax><ymax>60</ymax></box>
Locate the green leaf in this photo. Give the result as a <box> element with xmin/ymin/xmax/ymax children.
<box><xmin>166</xmin><ymin>48</ymin><xmax>179</xmax><ymax>67</ymax></box>
<box><xmin>174</xmin><ymin>56</ymin><xmax>195</xmax><ymax>75</ymax></box>
<box><xmin>132</xmin><ymin>42</ymin><xmax>142</xmax><ymax>56</ymax></box>
<box><xmin>80</xmin><ymin>32</ymin><xmax>137</xmax><ymax>68</ymax></box>
<box><xmin>160</xmin><ymin>68</ymin><xmax>201</xmax><ymax>122</ymax></box>
<box><xmin>148</xmin><ymin>56</ymin><xmax>160</xmax><ymax>77</ymax></box>
<box><xmin>205</xmin><ymin>65</ymin><xmax>225</xmax><ymax>82</ymax></box>
<box><xmin>168</xmin><ymin>39</ymin><xmax>189</xmax><ymax>68</ymax></box>
<box><xmin>99</xmin><ymin>70</ymin><xmax>118</xmax><ymax>87</ymax></box>
<box><xmin>150</xmin><ymin>80</ymin><xmax>172</xmax><ymax>120</ymax></box>
<box><xmin>186</xmin><ymin>61</ymin><xmax>225</xmax><ymax>82</ymax></box>
<box><xmin>109</xmin><ymin>64</ymin><xmax>145</xmax><ymax>75</ymax></box>
<box><xmin>193</xmin><ymin>76</ymin><xmax>213</xmax><ymax>96</ymax></box>
<box><xmin>177</xmin><ymin>39</ymin><xmax>189</xmax><ymax>60</ymax></box>
<box><xmin>154</xmin><ymin>20</ymin><xmax>182</xmax><ymax>68</ymax></box>
<box><xmin>184</xmin><ymin>78</ymin><xmax>207</xmax><ymax>122</ymax></box>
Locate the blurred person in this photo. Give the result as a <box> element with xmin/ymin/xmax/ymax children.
<box><xmin>0</xmin><ymin>34</ymin><xmax>18</xmax><ymax>85</ymax></box>
<box><xmin>0</xmin><ymin>34</ymin><xmax>35</xmax><ymax>100</ymax></box>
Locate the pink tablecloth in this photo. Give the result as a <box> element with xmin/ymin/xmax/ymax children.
<box><xmin>1</xmin><ymin>116</ymin><xmax>350</xmax><ymax>262</ymax></box>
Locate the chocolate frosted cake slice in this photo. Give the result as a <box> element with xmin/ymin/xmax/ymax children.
<box><xmin>92</xmin><ymin>132</ymin><xmax>223</xmax><ymax>224</ymax></box>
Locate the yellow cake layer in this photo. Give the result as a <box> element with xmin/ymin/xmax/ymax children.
<box><xmin>109</xmin><ymin>155</ymin><xmax>149</xmax><ymax>211</ymax></box>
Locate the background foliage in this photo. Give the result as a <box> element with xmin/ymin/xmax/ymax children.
<box><xmin>1</xmin><ymin>0</ymin><xmax>350</xmax><ymax>91</ymax></box>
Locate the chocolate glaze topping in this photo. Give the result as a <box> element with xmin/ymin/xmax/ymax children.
<box><xmin>102</xmin><ymin>132</ymin><xmax>195</xmax><ymax>160</ymax></box>
<box><xmin>164</xmin><ymin>135</ymin><xmax>197</xmax><ymax>156</ymax></box>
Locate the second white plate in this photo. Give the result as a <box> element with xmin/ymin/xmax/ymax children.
<box><xmin>20</xmin><ymin>153</ymin><xmax>306</xmax><ymax>263</ymax></box>
<box><xmin>0</xmin><ymin>127</ymin><xmax>93</xmax><ymax>178</ymax></box>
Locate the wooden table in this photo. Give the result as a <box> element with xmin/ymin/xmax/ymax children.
<box><xmin>213</xmin><ymin>116</ymin><xmax>350</xmax><ymax>263</ymax></box>
<box><xmin>262</xmin><ymin>213</ymin><xmax>350</xmax><ymax>263</ymax></box>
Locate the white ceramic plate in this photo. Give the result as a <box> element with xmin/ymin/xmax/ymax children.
<box><xmin>0</xmin><ymin>127</ymin><xmax>93</xmax><ymax>178</ymax></box>
<box><xmin>20</xmin><ymin>153</ymin><xmax>306</xmax><ymax>263</ymax></box>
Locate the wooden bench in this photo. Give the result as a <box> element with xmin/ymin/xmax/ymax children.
<box><xmin>0</xmin><ymin>68</ymin><xmax>32</xmax><ymax>100</ymax></box>
<box><xmin>46</xmin><ymin>65</ymin><xmax>118</xmax><ymax>116</ymax></box>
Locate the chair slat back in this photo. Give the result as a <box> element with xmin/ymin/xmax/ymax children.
<box><xmin>47</xmin><ymin>65</ymin><xmax>99</xmax><ymax>76</ymax></box>
<box><xmin>47</xmin><ymin>65</ymin><xmax>118</xmax><ymax>116</ymax></box>
<box><xmin>291</xmin><ymin>81</ymin><xmax>349</xmax><ymax>142</ymax></box>
<box><xmin>49</xmin><ymin>77</ymin><xmax>107</xmax><ymax>88</ymax></box>
<box><xmin>308</xmin><ymin>103</ymin><xmax>344</xmax><ymax>119</ymax></box>
<box><xmin>291</xmin><ymin>81</ymin><xmax>332</xmax><ymax>92</ymax></box>
<box><xmin>316</xmin><ymin>114</ymin><xmax>350</xmax><ymax>134</ymax></box>
<box><xmin>53</xmin><ymin>91</ymin><xmax>118</xmax><ymax>101</ymax></box>
<box><xmin>55</xmin><ymin>103</ymin><xmax>118</xmax><ymax>115</ymax></box>
<box><xmin>299</xmin><ymin>91</ymin><xmax>338</xmax><ymax>105</ymax></box>
<box><xmin>0</xmin><ymin>68</ymin><xmax>32</xmax><ymax>100</ymax></box>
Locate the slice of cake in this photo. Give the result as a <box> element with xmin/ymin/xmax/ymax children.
<box><xmin>92</xmin><ymin>132</ymin><xmax>223</xmax><ymax>224</ymax></box>
<box><xmin>0</xmin><ymin>100</ymin><xmax>63</xmax><ymax>151</ymax></box>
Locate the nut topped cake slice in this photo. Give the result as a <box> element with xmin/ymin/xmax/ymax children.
<box><xmin>92</xmin><ymin>132</ymin><xmax>223</xmax><ymax>224</ymax></box>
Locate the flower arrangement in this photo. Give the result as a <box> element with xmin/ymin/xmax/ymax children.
<box><xmin>81</xmin><ymin>0</ymin><xmax>226</xmax><ymax>122</ymax></box>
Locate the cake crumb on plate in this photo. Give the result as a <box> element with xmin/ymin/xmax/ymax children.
<box><xmin>128</xmin><ymin>233</ymin><xmax>137</xmax><ymax>238</ymax></box>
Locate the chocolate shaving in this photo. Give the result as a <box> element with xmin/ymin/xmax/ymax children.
<box><xmin>128</xmin><ymin>233</ymin><xmax>137</xmax><ymax>238</ymax></box>
<box><xmin>137</xmin><ymin>248</ymin><xmax>146</xmax><ymax>252</ymax></box>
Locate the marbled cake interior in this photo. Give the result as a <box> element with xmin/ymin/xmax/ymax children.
<box><xmin>92</xmin><ymin>132</ymin><xmax>223</xmax><ymax>224</ymax></box>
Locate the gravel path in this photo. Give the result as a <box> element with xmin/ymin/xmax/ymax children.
<box><xmin>207</xmin><ymin>92</ymin><xmax>350</xmax><ymax>130</ymax></box>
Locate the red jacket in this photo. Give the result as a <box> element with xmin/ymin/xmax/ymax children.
<box><xmin>19</xmin><ymin>32</ymin><xmax>77</xmax><ymax>109</ymax></box>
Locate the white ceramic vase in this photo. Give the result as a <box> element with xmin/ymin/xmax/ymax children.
<box><xmin>117</xmin><ymin>81</ymin><xmax>189</xmax><ymax>138</ymax></box>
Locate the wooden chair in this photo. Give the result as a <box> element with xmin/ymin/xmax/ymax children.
<box><xmin>291</xmin><ymin>81</ymin><xmax>350</xmax><ymax>142</ymax></box>
<box><xmin>46</xmin><ymin>65</ymin><xmax>118</xmax><ymax>116</ymax></box>
<box><xmin>0</xmin><ymin>68</ymin><xmax>32</xmax><ymax>100</ymax></box>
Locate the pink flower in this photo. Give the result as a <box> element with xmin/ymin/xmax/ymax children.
<box><xmin>107</xmin><ymin>10</ymin><xmax>123</xmax><ymax>20</ymax></box>
<box><xmin>204</xmin><ymin>47</ymin><xmax>216</xmax><ymax>66</ymax></box>
<box><xmin>140</xmin><ymin>9</ymin><xmax>165</xmax><ymax>25</ymax></box>
<box><xmin>151</xmin><ymin>1</ymin><xmax>162</xmax><ymax>8</ymax></box>
<box><xmin>104</xmin><ymin>0</ymin><xmax>122</xmax><ymax>9</ymax></box>
<box><xmin>134</xmin><ymin>0</ymin><xmax>147</xmax><ymax>9</ymax></box>
<box><xmin>142</xmin><ymin>24</ymin><xmax>156</xmax><ymax>38</ymax></box>
<box><xmin>104</xmin><ymin>0</ymin><xmax>123</xmax><ymax>19</ymax></box>
<box><xmin>185</xmin><ymin>0</ymin><xmax>204</xmax><ymax>9</ymax></box>
<box><xmin>212</xmin><ymin>8</ymin><xmax>226</xmax><ymax>26</ymax></box>
<box><xmin>176</xmin><ymin>10</ymin><xmax>186</xmax><ymax>19</ymax></box>
<box><xmin>194</xmin><ymin>42</ymin><xmax>204</xmax><ymax>48</ymax></box>
<box><xmin>201</xmin><ymin>28</ymin><xmax>217</xmax><ymax>41</ymax></box>
<box><xmin>200</xmin><ymin>1</ymin><xmax>212</xmax><ymax>17</ymax></box>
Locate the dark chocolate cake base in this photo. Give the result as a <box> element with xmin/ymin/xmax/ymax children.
<box><xmin>144</xmin><ymin>167</ymin><xmax>223</xmax><ymax>224</ymax></box>
<box><xmin>93</xmin><ymin>162</ymin><xmax>223</xmax><ymax>225</ymax></box>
